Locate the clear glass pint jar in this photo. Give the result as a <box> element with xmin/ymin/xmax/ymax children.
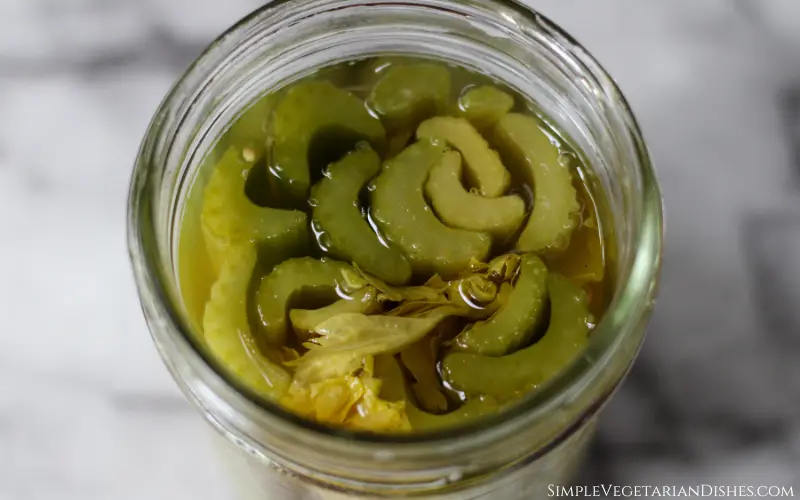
<box><xmin>127</xmin><ymin>0</ymin><xmax>664</xmax><ymax>497</ymax></box>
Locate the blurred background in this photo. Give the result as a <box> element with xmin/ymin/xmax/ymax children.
<box><xmin>1</xmin><ymin>0</ymin><xmax>799</xmax><ymax>498</ymax></box>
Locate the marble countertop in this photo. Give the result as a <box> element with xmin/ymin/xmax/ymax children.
<box><xmin>1</xmin><ymin>0</ymin><xmax>798</xmax><ymax>498</ymax></box>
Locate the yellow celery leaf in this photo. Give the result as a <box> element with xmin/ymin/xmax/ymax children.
<box><xmin>293</xmin><ymin>312</ymin><xmax>448</xmax><ymax>384</ymax></box>
<box><xmin>346</xmin><ymin>373</ymin><xmax>412</xmax><ymax>433</ymax></box>
<box><xmin>282</xmin><ymin>356</ymin><xmax>411</xmax><ymax>432</ymax></box>
<box><xmin>288</xmin><ymin>351</ymin><xmax>365</xmax><ymax>385</ymax></box>
<box><xmin>282</xmin><ymin>375</ymin><xmax>366</xmax><ymax>424</ymax></box>
<box><xmin>307</xmin><ymin>313</ymin><xmax>446</xmax><ymax>356</ymax></box>
<box><xmin>289</xmin><ymin>286</ymin><xmax>382</xmax><ymax>339</ymax></box>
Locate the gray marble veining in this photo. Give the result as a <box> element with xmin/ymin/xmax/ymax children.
<box><xmin>0</xmin><ymin>1</ymin><xmax>798</xmax><ymax>498</ymax></box>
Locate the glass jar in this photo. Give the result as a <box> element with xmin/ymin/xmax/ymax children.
<box><xmin>127</xmin><ymin>0</ymin><xmax>663</xmax><ymax>497</ymax></box>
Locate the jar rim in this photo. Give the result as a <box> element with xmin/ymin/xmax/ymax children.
<box><xmin>128</xmin><ymin>0</ymin><xmax>663</xmax><ymax>470</ymax></box>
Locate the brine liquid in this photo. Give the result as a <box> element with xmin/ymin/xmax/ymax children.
<box><xmin>176</xmin><ymin>56</ymin><xmax>615</xmax><ymax>432</ymax></box>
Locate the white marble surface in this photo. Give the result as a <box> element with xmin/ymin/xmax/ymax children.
<box><xmin>1</xmin><ymin>1</ymin><xmax>799</xmax><ymax>498</ymax></box>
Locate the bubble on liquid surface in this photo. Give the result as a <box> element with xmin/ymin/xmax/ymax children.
<box><xmin>456</xmin><ymin>84</ymin><xmax>479</xmax><ymax>112</ymax></box>
<box><xmin>334</xmin><ymin>283</ymin><xmax>357</xmax><ymax>301</ymax></box>
<box><xmin>557</xmin><ymin>150</ymin><xmax>577</xmax><ymax>168</ymax></box>
<box><xmin>310</xmin><ymin>219</ymin><xmax>332</xmax><ymax>252</ymax></box>
<box><xmin>316</xmin><ymin>232</ymin><xmax>332</xmax><ymax>252</ymax></box>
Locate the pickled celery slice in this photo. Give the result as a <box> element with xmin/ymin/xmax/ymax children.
<box><xmin>400</xmin><ymin>337</ymin><xmax>449</xmax><ymax>412</ymax></box>
<box><xmin>367</xmin><ymin>63</ymin><xmax>451</xmax><ymax>130</ymax></box>
<box><xmin>374</xmin><ymin>355</ymin><xmax>408</xmax><ymax>402</ymax></box>
<box><xmin>203</xmin><ymin>245</ymin><xmax>291</xmax><ymax>401</ymax></box>
<box><xmin>459</xmin><ymin>85</ymin><xmax>514</xmax><ymax>129</ymax></box>
<box><xmin>453</xmin><ymin>254</ymin><xmax>548</xmax><ymax>356</ymax></box>
<box><xmin>223</xmin><ymin>91</ymin><xmax>282</xmax><ymax>152</ymax></box>
<box><xmin>201</xmin><ymin>146</ymin><xmax>308</xmax><ymax>274</ymax></box>
<box><xmin>492</xmin><ymin>113</ymin><xmax>580</xmax><ymax>253</ymax></box>
<box><xmin>417</xmin><ymin>116</ymin><xmax>511</xmax><ymax>198</ymax></box>
<box><xmin>310</xmin><ymin>146</ymin><xmax>412</xmax><ymax>285</ymax></box>
<box><xmin>256</xmin><ymin>258</ymin><xmax>351</xmax><ymax>346</ymax></box>
<box><xmin>406</xmin><ymin>397</ymin><xmax>499</xmax><ymax>431</ymax></box>
<box><xmin>386</xmin><ymin>129</ymin><xmax>414</xmax><ymax>159</ymax></box>
<box><xmin>425</xmin><ymin>151</ymin><xmax>525</xmax><ymax>239</ymax></box>
<box><xmin>442</xmin><ymin>274</ymin><xmax>592</xmax><ymax>399</ymax></box>
<box><xmin>270</xmin><ymin>81</ymin><xmax>386</xmax><ymax>203</ymax></box>
<box><xmin>370</xmin><ymin>140</ymin><xmax>492</xmax><ymax>277</ymax></box>
<box><xmin>289</xmin><ymin>287</ymin><xmax>381</xmax><ymax>338</ymax></box>
<box><xmin>548</xmin><ymin>185</ymin><xmax>605</xmax><ymax>284</ymax></box>
<box><xmin>374</xmin><ymin>354</ymin><xmax>498</xmax><ymax>431</ymax></box>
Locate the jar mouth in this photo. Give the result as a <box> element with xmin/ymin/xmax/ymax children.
<box><xmin>128</xmin><ymin>0</ymin><xmax>663</xmax><ymax>469</ymax></box>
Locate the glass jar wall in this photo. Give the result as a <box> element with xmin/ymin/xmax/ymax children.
<box><xmin>127</xmin><ymin>0</ymin><xmax>663</xmax><ymax>497</ymax></box>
